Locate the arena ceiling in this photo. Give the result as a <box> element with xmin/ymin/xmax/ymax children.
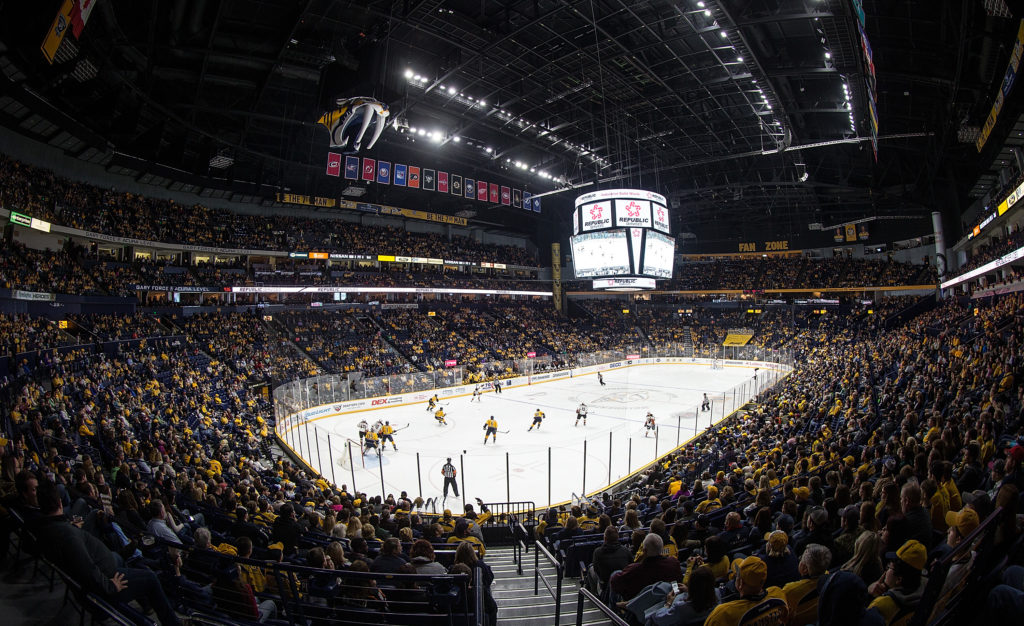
<box><xmin>0</xmin><ymin>0</ymin><xmax>1021</xmax><ymax>246</ymax></box>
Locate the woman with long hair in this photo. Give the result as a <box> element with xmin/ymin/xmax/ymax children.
<box><xmin>841</xmin><ymin>530</ymin><xmax>883</xmax><ymax>585</ymax></box>
<box><xmin>647</xmin><ymin>564</ymin><xmax>720</xmax><ymax>625</ymax></box>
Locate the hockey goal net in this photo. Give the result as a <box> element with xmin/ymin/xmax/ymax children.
<box><xmin>710</xmin><ymin>358</ymin><xmax>724</xmax><ymax>370</ymax></box>
<box><xmin>333</xmin><ymin>435</ymin><xmax>366</xmax><ymax>469</ymax></box>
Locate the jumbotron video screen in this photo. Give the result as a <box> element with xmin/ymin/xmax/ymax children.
<box><xmin>570</xmin><ymin>188</ymin><xmax>675</xmax><ymax>284</ymax></box>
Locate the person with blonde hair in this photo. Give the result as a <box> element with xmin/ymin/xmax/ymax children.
<box><xmin>841</xmin><ymin>530</ymin><xmax>883</xmax><ymax>585</ymax></box>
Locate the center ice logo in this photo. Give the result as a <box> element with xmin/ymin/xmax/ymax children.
<box><xmin>589</xmin><ymin>205</ymin><xmax>604</xmax><ymax>220</ymax></box>
<box><xmin>594</xmin><ymin>390</ymin><xmax>651</xmax><ymax>404</ymax></box>
<box><xmin>625</xmin><ymin>202</ymin><xmax>642</xmax><ymax>217</ymax></box>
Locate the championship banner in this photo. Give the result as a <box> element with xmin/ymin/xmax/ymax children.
<box><xmin>361</xmin><ymin>158</ymin><xmax>375</xmax><ymax>181</ymax></box>
<box><xmin>477</xmin><ymin>180</ymin><xmax>488</xmax><ymax>201</ymax></box>
<box><xmin>394</xmin><ymin>163</ymin><xmax>407</xmax><ymax>186</ymax></box>
<box><xmin>344</xmin><ymin>156</ymin><xmax>359</xmax><ymax>179</ymax></box>
<box><xmin>513</xmin><ymin>189</ymin><xmax>522</xmax><ymax>208</ymax></box>
<box><xmin>41</xmin><ymin>0</ymin><xmax>74</xmax><ymax>64</ymax></box>
<box><xmin>438</xmin><ymin>171</ymin><xmax>449</xmax><ymax>193</ymax></box>
<box><xmin>532</xmin><ymin>196</ymin><xmax>542</xmax><ymax>213</ymax></box>
<box><xmin>423</xmin><ymin>169</ymin><xmax>435</xmax><ymax>191</ymax></box>
<box><xmin>978</xmin><ymin>19</ymin><xmax>1024</xmax><ymax>151</ymax></box>
<box><xmin>465</xmin><ymin>178</ymin><xmax>475</xmax><ymax>199</ymax></box>
<box><xmin>408</xmin><ymin>166</ymin><xmax>421</xmax><ymax>188</ymax></box>
<box><xmin>845</xmin><ymin>224</ymin><xmax>857</xmax><ymax>242</ymax></box>
<box><xmin>489</xmin><ymin>183</ymin><xmax>499</xmax><ymax>204</ymax></box>
<box><xmin>500</xmin><ymin>186</ymin><xmax>511</xmax><ymax>205</ymax></box>
<box><xmin>376</xmin><ymin>161</ymin><xmax>391</xmax><ymax>185</ymax></box>
<box><xmin>523</xmin><ymin>191</ymin><xmax>532</xmax><ymax>211</ymax></box>
<box><xmin>326</xmin><ymin>152</ymin><xmax>342</xmax><ymax>177</ymax></box>
<box><xmin>452</xmin><ymin>175</ymin><xmax>463</xmax><ymax>196</ymax></box>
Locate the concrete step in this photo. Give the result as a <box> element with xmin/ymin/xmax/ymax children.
<box><xmin>496</xmin><ymin>605</ymin><xmax>615</xmax><ymax>626</ymax></box>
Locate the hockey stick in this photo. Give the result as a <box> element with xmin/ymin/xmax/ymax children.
<box><xmin>497</xmin><ymin>429</ymin><xmax>511</xmax><ymax>434</ymax></box>
<box><xmin>393</xmin><ymin>423</ymin><xmax>412</xmax><ymax>432</ymax></box>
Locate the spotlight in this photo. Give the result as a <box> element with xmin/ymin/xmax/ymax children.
<box><xmin>720</xmin><ymin>30</ymin><xmax>728</xmax><ymax>38</ymax></box>
<box><xmin>448</xmin><ymin>87</ymin><xmax>456</xmax><ymax>95</ymax></box>
<box><xmin>404</xmin><ymin>69</ymin><xmax>413</xmax><ymax>79</ymax></box>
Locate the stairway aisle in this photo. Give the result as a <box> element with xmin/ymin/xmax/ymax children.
<box><xmin>487</xmin><ymin>546</ymin><xmax>614</xmax><ymax>625</ymax></box>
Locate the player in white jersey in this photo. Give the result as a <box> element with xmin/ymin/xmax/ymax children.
<box><xmin>471</xmin><ymin>385</ymin><xmax>482</xmax><ymax>402</ymax></box>
<box><xmin>358</xmin><ymin>419</ymin><xmax>369</xmax><ymax>443</ymax></box>
<box><xmin>575</xmin><ymin>402</ymin><xmax>588</xmax><ymax>426</ymax></box>
<box><xmin>644</xmin><ymin>412</ymin><xmax>656</xmax><ymax>437</ymax></box>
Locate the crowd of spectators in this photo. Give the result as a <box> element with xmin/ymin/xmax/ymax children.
<box><xmin>528</xmin><ymin>291</ymin><xmax>1024</xmax><ymax>625</ymax></box>
<box><xmin>0</xmin><ymin>156</ymin><xmax>538</xmax><ymax>266</ymax></box>
<box><xmin>276</xmin><ymin>310</ymin><xmax>411</xmax><ymax>378</ymax></box>
<box><xmin>956</xmin><ymin>228</ymin><xmax>1024</xmax><ymax>277</ymax></box>
<box><xmin>667</xmin><ymin>257</ymin><xmax>935</xmax><ymax>291</ymax></box>
<box><xmin>0</xmin><ymin>242</ymin><xmax>103</xmax><ymax>296</ymax></box>
<box><xmin>1</xmin><ymin>283</ymin><xmax>1023</xmax><ymax>624</ymax></box>
<box><xmin>181</xmin><ymin>312</ymin><xmax>320</xmax><ymax>385</ymax></box>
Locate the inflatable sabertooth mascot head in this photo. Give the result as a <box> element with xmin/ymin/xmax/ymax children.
<box><xmin>317</xmin><ymin>97</ymin><xmax>390</xmax><ymax>154</ymax></box>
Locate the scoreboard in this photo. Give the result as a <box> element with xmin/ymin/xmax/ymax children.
<box><xmin>570</xmin><ymin>189</ymin><xmax>675</xmax><ymax>285</ymax></box>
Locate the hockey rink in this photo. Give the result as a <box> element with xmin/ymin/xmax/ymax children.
<box><xmin>290</xmin><ymin>363</ymin><xmax>773</xmax><ymax>511</ymax></box>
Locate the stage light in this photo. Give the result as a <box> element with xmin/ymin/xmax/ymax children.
<box><xmin>485</xmin><ymin>146</ymin><xmax>493</xmax><ymax>153</ymax></box>
<box><xmin>417</xmin><ymin>128</ymin><xmax>426</xmax><ymax>136</ymax></box>
<box><xmin>720</xmin><ymin>30</ymin><xmax>728</xmax><ymax>38</ymax></box>
<box><xmin>413</xmin><ymin>74</ymin><xmax>422</xmax><ymax>81</ymax></box>
<box><xmin>737</xmin><ymin>56</ymin><xmax>744</xmax><ymax>62</ymax></box>
<box><xmin>404</xmin><ymin>69</ymin><xmax>413</xmax><ymax>79</ymax></box>
<box><xmin>452</xmin><ymin>136</ymin><xmax>461</xmax><ymax>142</ymax></box>
<box><xmin>448</xmin><ymin>87</ymin><xmax>456</xmax><ymax>95</ymax></box>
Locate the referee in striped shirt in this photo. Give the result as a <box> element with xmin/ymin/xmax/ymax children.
<box><xmin>442</xmin><ymin>458</ymin><xmax>459</xmax><ymax>498</ymax></box>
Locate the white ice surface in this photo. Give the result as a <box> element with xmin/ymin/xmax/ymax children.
<box><xmin>291</xmin><ymin>363</ymin><xmax>767</xmax><ymax>511</ymax></box>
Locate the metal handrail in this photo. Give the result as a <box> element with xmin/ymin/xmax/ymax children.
<box><xmin>534</xmin><ymin>539</ymin><xmax>565</xmax><ymax>625</ymax></box>
<box><xmin>576</xmin><ymin>587</ymin><xmax>630</xmax><ymax>626</ymax></box>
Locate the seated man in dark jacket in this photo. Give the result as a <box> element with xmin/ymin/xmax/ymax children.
<box><xmin>587</xmin><ymin>526</ymin><xmax>632</xmax><ymax>595</ymax></box>
<box><xmin>609</xmin><ymin>533</ymin><xmax>683</xmax><ymax>603</ymax></box>
<box><xmin>33</xmin><ymin>479</ymin><xmax>180</xmax><ymax>626</ymax></box>
<box><xmin>370</xmin><ymin>537</ymin><xmax>409</xmax><ymax>574</ymax></box>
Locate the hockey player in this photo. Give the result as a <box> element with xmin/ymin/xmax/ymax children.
<box><xmin>528</xmin><ymin>408</ymin><xmax>545</xmax><ymax>431</ymax></box>
<box><xmin>363</xmin><ymin>428</ymin><xmax>381</xmax><ymax>456</ymax></box>
<box><xmin>483</xmin><ymin>416</ymin><xmax>498</xmax><ymax>444</ymax></box>
<box><xmin>598</xmin><ymin>372</ymin><xmax>606</xmax><ymax>386</ymax></box>
<box><xmin>493</xmin><ymin>380</ymin><xmax>502</xmax><ymax>395</ymax></box>
<box><xmin>426</xmin><ymin>394</ymin><xmax>439</xmax><ymax>412</ymax></box>
<box><xmin>358</xmin><ymin>419</ymin><xmax>369</xmax><ymax>443</ymax></box>
<box><xmin>372</xmin><ymin>419</ymin><xmax>384</xmax><ymax>434</ymax></box>
<box><xmin>380</xmin><ymin>421</ymin><xmax>397</xmax><ymax>451</ymax></box>
<box><xmin>644</xmin><ymin>412</ymin><xmax>656</xmax><ymax>437</ymax></box>
<box><xmin>471</xmin><ymin>385</ymin><xmax>482</xmax><ymax>403</ymax></box>
<box><xmin>575</xmin><ymin>402</ymin><xmax>588</xmax><ymax>427</ymax></box>
<box><xmin>701</xmin><ymin>393</ymin><xmax>710</xmax><ymax>412</ymax></box>
<box><xmin>435</xmin><ymin>407</ymin><xmax>448</xmax><ymax>425</ymax></box>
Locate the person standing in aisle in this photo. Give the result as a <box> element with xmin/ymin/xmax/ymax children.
<box><xmin>575</xmin><ymin>402</ymin><xmax>588</xmax><ymax>427</ymax></box>
<box><xmin>483</xmin><ymin>416</ymin><xmax>498</xmax><ymax>444</ymax></box>
<box><xmin>380</xmin><ymin>421</ymin><xmax>397</xmax><ymax>451</ymax></box>
<box><xmin>528</xmin><ymin>408</ymin><xmax>545</xmax><ymax>431</ymax></box>
<box><xmin>442</xmin><ymin>458</ymin><xmax>459</xmax><ymax>499</ymax></box>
